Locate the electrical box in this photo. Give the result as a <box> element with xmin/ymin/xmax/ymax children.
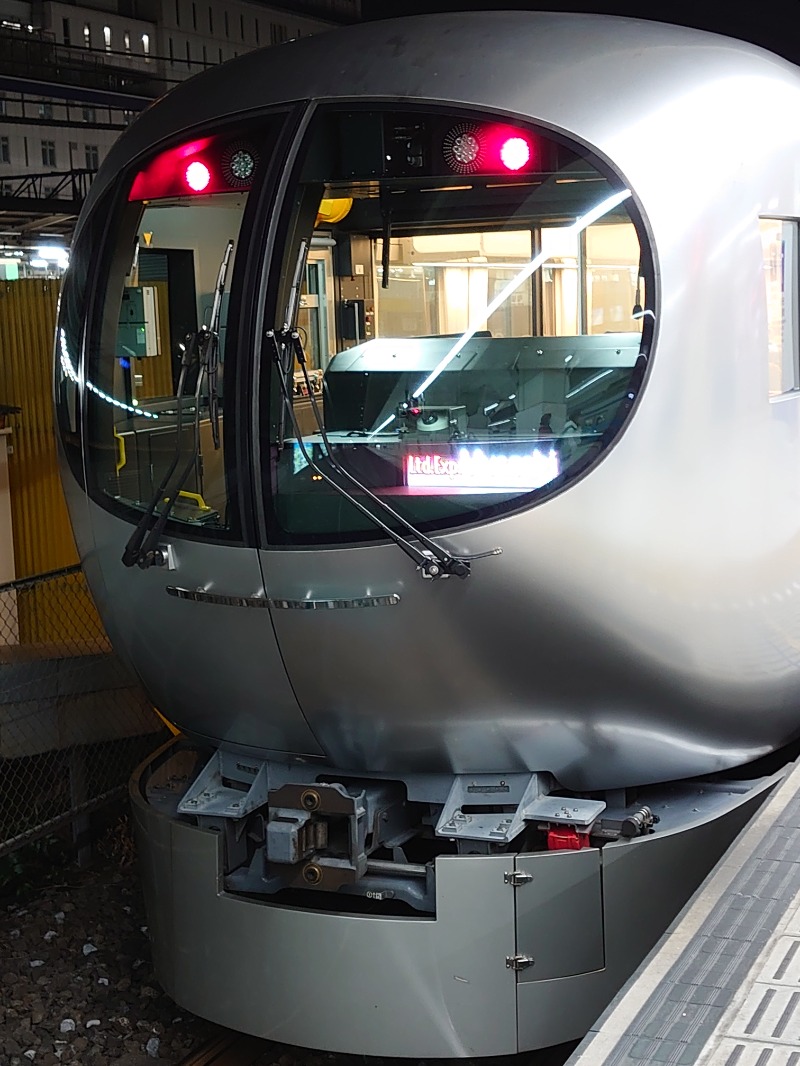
<box><xmin>118</xmin><ymin>286</ymin><xmax>160</xmax><ymax>358</ymax></box>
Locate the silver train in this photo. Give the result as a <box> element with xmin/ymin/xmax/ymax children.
<box><xmin>56</xmin><ymin>11</ymin><xmax>800</xmax><ymax>1056</ymax></box>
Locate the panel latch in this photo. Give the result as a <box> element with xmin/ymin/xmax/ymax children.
<box><xmin>504</xmin><ymin>870</ymin><xmax>534</xmax><ymax>887</ymax></box>
<box><xmin>506</xmin><ymin>954</ymin><xmax>535</xmax><ymax>972</ymax></box>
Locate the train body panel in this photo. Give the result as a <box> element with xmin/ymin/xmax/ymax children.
<box><xmin>61</xmin><ymin>12</ymin><xmax>800</xmax><ymax>787</ymax></box>
<box><xmin>56</xmin><ymin>12</ymin><xmax>800</xmax><ymax>1052</ymax></box>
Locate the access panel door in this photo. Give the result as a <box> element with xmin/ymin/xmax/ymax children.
<box><xmin>514</xmin><ymin>849</ymin><xmax>605</xmax><ymax>1050</ymax></box>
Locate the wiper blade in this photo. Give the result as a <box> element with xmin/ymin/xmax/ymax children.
<box><xmin>122</xmin><ymin>239</ymin><xmax>234</xmax><ymax>569</ymax></box>
<box><xmin>269</xmin><ymin>329</ymin><xmax>500</xmax><ymax>580</ymax></box>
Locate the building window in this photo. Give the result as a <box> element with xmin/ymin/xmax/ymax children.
<box><xmin>202</xmin><ymin>44</ymin><xmax>207</xmax><ymax>65</ymax></box>
<box><xmin>0</xmin><ymin>137</ymin><xmax>10</xmax><ymax>164</ymax></box>
<box><xmin>761</xmin><ymin>218</ymin><xmax>800</xmax><ymax>397</ymax></box>
<box><xmin>142</xmin><ymin>33</ymin><xmax>150</xmax><ymax>59</ymax></box>
<box><xmin>124</xmin><ymin>30</ymin><xmax>131</xmax><ymax>52</ymax></box>
<box><xmin>192</xmin><ymin>2</ymin><xmax>197</xmax><ymax>30</ymax></box>
<box><xmin>82</xmin><ymin>105</ymin><xmax>96</xmax><ymax>123</ymax></box>
<box><xmin>208</xmin><ymin>6</ymin><xmax>213</xmax><ymax>33</ymax></box>
<box><xmin>62</xmin><ymin>17</ymin><xmax>70</xmax><ymax>45</ymax></box>
<box><xmin>218</xmin><ymin>46</ymin><xmax>222</xmax><ymax>63</ymax></box>
<box><xmin>175</xmin><ymin>0</ymin><xmax>180</xmax><ymax>27</ymax></box>
<box><xmin>240</xmin><ymin>13</ymin><xmax>244</xmax><ymax>39</ymax></box>
<box><xmin>38</xmin><ymin>101</ymin><xmax>53</xmax><ymax>120</ymax></box>
<box><xmin>255</xmin><ymin>18</ymin><xmax>259</xmax><ymax>44</ymax></box>
<box><xmin>103</xmin><ymin>25</ymin><xmax>111</xmax><ymax>51</ymax></box>
<box><xmin>85</xmin><ymin>145</ymin><xmax>99</xmax><ymax>170</ymax></box>
<box><xmin>83</xmin><ymin>22</ymin><xmax>91</xmax><ymax>48</ymax></box>
<box><xmin>41</xmin><ymin>140</ymin><xmax>56</xmax><ymax>167</ymax></box>
<box><xmin>224</xmin><ymin>11</ymin><xmax>229</xmax><ymax>37</ymax></box>
<box><xmin>168</xmin><ymin>37</ymin><xmax>174</xmax><ymax>62</ymax></box>
<box><xmin>185</xmin><ymin>40</ymin><xmax>191</xmax><ymax>67</ymax></box>
<box><xmin>270</xmin><ymin>23</ymin><xmax>287</xmax><ymax>45</ymax></box>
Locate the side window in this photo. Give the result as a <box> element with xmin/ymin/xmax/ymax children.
<box><xmin>380</xmin><ymin>223</ymin><xmax>642</xmax><ymax>341</ymax></box>
<box><xmin>760</xmin><ymin>218</ymin><xmax>799</xmax><ymax>397</ymax></box>
<box><xmin>84</xmin><ymin>118</ymin><xmax>283</xmax><ymax>535</ymax></box>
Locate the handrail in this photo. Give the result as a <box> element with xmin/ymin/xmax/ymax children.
<box><xmin>0</xmin><ymin>563</ymin><xmax>81</xmax><ymax>596</ymax></box>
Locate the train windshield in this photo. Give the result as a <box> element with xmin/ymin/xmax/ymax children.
<box><xmin>270</xmin><ymin>107</ymin><xmax>653</xmax><ymax>543</ymax></box>
<box><xmin>80</xmin><ymin>118</ymin><xmax>282</xmax><ymax>536</ymax></box>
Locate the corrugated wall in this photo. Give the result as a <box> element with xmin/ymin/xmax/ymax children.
<box><xmin>0</xmin><ymin>278</ymin><xmax>100</xmax><ymax>644</ymax></box>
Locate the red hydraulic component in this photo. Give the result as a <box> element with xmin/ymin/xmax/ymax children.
<box><xmin>547</xmin><ymin>827</ymin><xmax>591</xmax><ymax>851</ymax></box>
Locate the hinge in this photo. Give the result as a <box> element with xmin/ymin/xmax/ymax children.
<box><xmin>506</xmin><ymin>954</ymin><xmax>535</xmax><ymax>972</ymax></box>
<box><xmin>504</xmin><ymin>870</ymin><xmax>533</xmax><ymax>887</ymax></box>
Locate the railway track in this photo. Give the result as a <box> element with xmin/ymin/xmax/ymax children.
<box><xmin>178</xmin><ymin>1029</ymin><xmax>270</xmax><ymax>1065</ymax></box>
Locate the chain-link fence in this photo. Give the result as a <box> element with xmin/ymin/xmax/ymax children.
<box><xmin>0</xmin><ymin>565</ymin><xmax>167</xmax><ymax>858</ymax></box>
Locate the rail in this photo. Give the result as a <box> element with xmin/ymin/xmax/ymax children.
<box><xmin>178</xmin><ymin>1030</ymin><xmax>268</xmax><ymax>1065</ymax></box>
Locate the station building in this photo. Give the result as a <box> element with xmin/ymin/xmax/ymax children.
<box><xmin>0</xmin><ymin>0</ymin><xmax>361</xmax><ymax>275</ymax></box>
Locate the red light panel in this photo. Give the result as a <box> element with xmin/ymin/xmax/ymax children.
<box><xmin>185</xmin><ymin>160</ymin><xmax>211</xmax><ymax>191</ymax></box>
<box><xmin>484</xmin><ymin>125</ymin><xmax>535</xmax><ymax>173</ymax></box>
<box><xmin>129</xmin><ymin>138</ymin><xmax>213</xmax><ymax>200</ymax></box>
<box><xmin>128</xmin><ymin>135</ymin><xmax>258</xmax><ymax>201</ymax></box>
<box><xmin>500</xmin><ymin>136</ymin><xmax>531</xmax><ymax>172</ymax></box>
<box><xmin>442</xmin><ymin>122</ymin><xmax>538</xmax><ymax>177</ymax></box>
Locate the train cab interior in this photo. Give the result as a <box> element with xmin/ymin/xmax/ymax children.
<box><xmin>78</xmin><ymin>106</ymin><xmax>653</xmax><ymax>546</ymax></box>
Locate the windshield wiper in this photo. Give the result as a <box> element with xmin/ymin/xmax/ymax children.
<box><xmin>268</xmin><ymin>329</ymin><xmax>500</xmax><ymax>580</ymax></box>
<box><xmin>122</xmin><ymin>239</ymin><xmax>234</xmax><ymax>569</ymax></box>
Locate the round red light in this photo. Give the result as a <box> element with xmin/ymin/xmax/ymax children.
<box><xmin>185</xmin><ymin>160</ymin><xmax>211</xmax><ymax>192</ymax></box>
<box><xmin>500</xmin><ymin>137</ymin><xmax>531</xmax><ymax>172</ymax></box>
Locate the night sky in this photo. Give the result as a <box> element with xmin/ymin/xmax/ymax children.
<box><xmin>359</xmin><ymin>0</ymin><xmax>800</xmax><ymax>64</ymax></box>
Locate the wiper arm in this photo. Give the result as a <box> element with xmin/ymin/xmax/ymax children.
<box><xmin>269</xmin><ymin>329</ymin><xmax>501</xmax><ymax>580</ymax></box>
<box><xmin>121</xmin><ymin>331</ymin><xmax>201</xmax><ymax>567</ymax></box>
<box><xmin>205</xmin><ymin>239</ymin><xmax>234</xmax><ymax>449</ymax></box>
<box><xmin>122</xmin><ymin>239</ymin><xmax>234</xmax><ymax>569</ymax></box>
<box><xmin>268</xmin><ymin>331</ymin><xmax>444</xmax><ymax>577</ymax></box>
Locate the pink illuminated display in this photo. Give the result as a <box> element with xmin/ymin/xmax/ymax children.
<box><xmin>129</xmin><ymin>138</ymin><xmax>213</xmax><ymax>200</ymax></box>
<box><xmin>406</xmin><ymin>447</ymin><xmax>560</xmax><ymax>491</ymax></box>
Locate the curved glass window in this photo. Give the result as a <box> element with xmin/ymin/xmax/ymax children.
<box><xmin>268</xmin><ymin>107</ymin><xmax>654</xmax><ymax>543</ymax></box>
<box><xmin>56</xmin><ymin>206</ymin><xmax>102</xmax><ymax>488</ymax></box>
<box><xmin>84</xmin><ymin>117</ymin><xmax>283</xmax><ymax>535</ymax></box>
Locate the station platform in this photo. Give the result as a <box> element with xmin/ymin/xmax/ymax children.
<box><xmin>566</xmin><ymin>759</ymin><xmax>800</xmax><ymax>1066</ymax></box>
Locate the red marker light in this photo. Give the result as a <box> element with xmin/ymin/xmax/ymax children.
<box><xmin>185</xmin><ymin>160</ymin><xmax>211</xmax><ymax>191</ymax></box>
<box><xmin>500</xmin><ymin>136</ymin><xmax>531</xmax><ymax>172</ymax></box>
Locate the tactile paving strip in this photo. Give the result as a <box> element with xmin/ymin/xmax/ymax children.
<box><xmin>566</xmin><ymin>764</ymin><xmax>800</xmax><ymax>1066</ymax></box>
